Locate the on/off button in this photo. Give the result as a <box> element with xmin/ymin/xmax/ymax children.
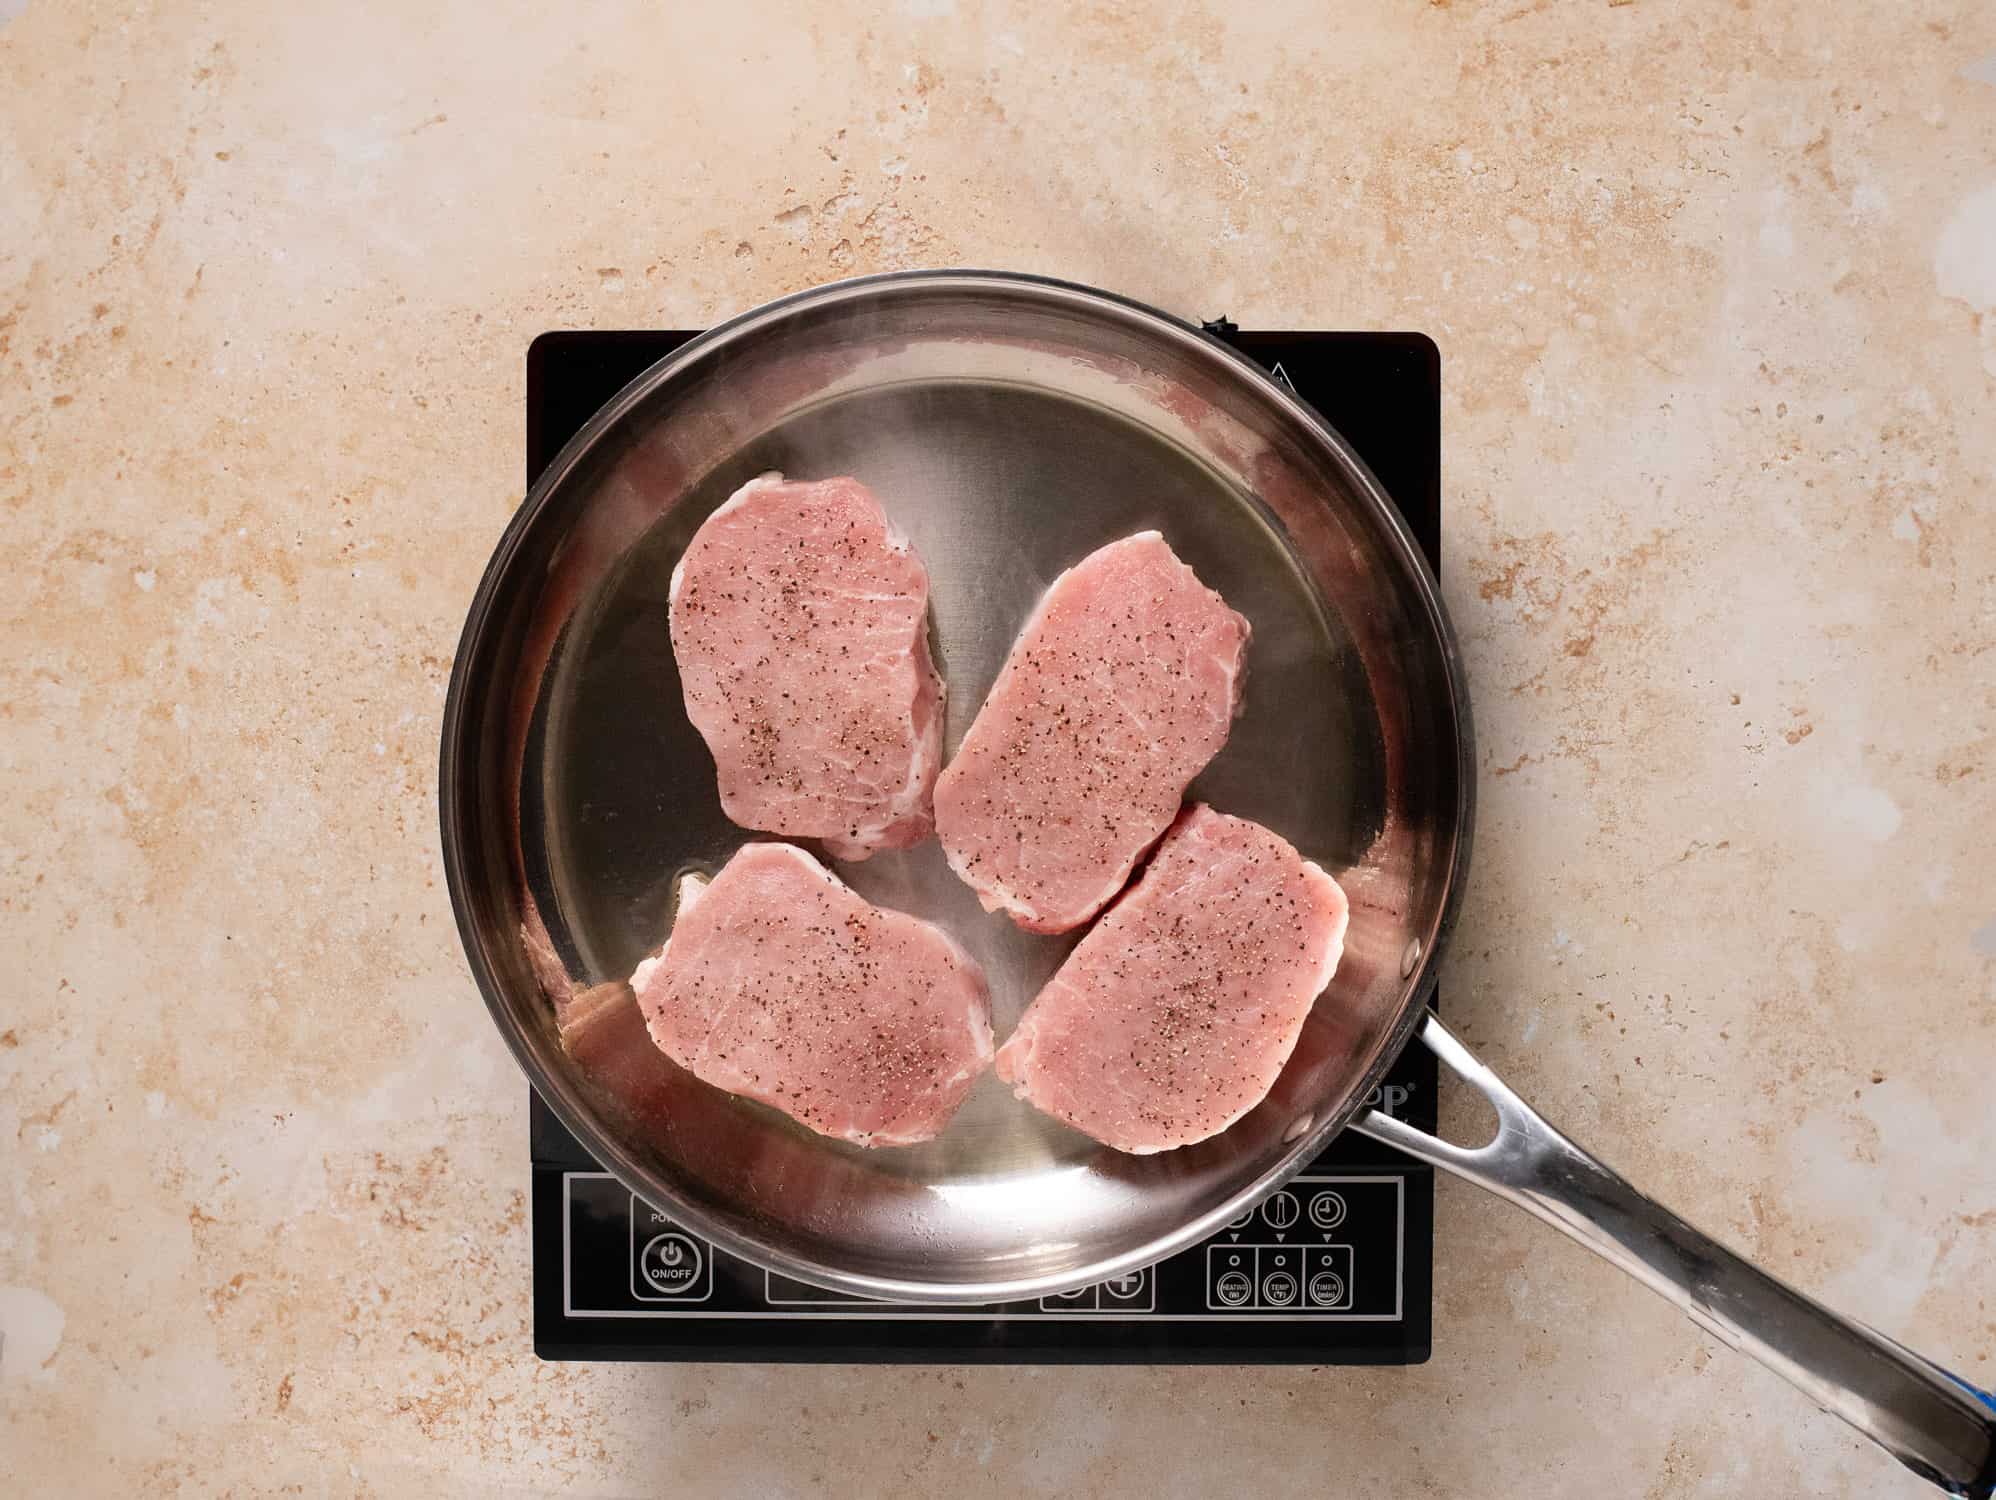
<box><xmin>639</xmin><ymin>1232</ymin><xmax>705</xmax><ymax>1295</ymax></box>
<box><xmin>630</xmin><ymin>1195</ymin><xmax>715</xmax><ymax>1303</ymax></box>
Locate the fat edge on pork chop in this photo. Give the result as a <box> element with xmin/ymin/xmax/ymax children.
<box><xmin>994</xmin><ymin>804</ymin><xmax>1350</xmax><ymax>1153</ymax></box>
<box><xmin>934</xmin><ymin>531</ymin><xmax>1250</xmax><ymax>933</ymax></box>
<box><xmin>630</xmin><ymin>841</ymin><xmax>994</xmax><ymax>1146</ymax></box>
<box><xmin>669</xmin><ymin>473</ymin><xmax>944</xmax><ymax>861</ymax></box>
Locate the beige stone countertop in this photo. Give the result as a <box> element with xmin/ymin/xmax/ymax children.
<box><xmin>5</xmin><ymin>1</ymin><xmax>1994</xmax><ymax>1495</ymax></box>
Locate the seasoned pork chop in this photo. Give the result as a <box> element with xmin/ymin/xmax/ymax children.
<box><xmin>630</xmin><ymin>842</ymin><xmax>993</xmax><ymax>1146</ymax></box>
<box><xmin>670</xmin><ymin>473</ymin><xmax>943</xmax><ymax>860</ymax></box>
<box><xmin>935</xmin><ymin>532</ymin><xmax>1249</xmax><ymax>932</ymax></box>
<box><xmin>995</xmin><ymin>805</ymin><xmax>1348</xmax><ymax>1153</ymax></box>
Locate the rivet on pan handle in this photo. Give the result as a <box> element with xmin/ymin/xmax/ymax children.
<box><xmin>1356</xmin><ymin>1012</ymin><xmax>1996</xmax><ymax>1498</ymax></box>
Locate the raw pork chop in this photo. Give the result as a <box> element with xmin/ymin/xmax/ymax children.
<box><xmin>630</xmin><ymin>842</ymin><xmax>993</xmax><ymax>1146</ymax></box>
<box><xmin>935</xmin><ymin>532</ymin><xmax>1249</xmax><ymax>932</ymax></box>
<box><xmin>995</xmin><ymin>805</ymin><xmax>1348</xmax><ymax>1153</ymax></box>
<box><xmin>670</xmin><ymin>473</ymin><xmax>943</xmax><ymax>860</ymax></box>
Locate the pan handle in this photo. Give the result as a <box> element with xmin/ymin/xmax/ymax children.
<box><xmin>1354</xmin><ymin>1011</ymin><xmax>1996</xmax><ymax>1497</ymax></box>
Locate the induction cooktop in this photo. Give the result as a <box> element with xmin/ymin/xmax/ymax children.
<box><xmin>525</xmin><ymin>323</ymin><xmax>1443</xmax><ymax>1363</ymax></box>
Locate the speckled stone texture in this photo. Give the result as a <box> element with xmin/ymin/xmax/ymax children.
<box><xmin>3</xmin><ymin>2</ymin><xmax>1993</xmax><ymax>1496</ymax></box>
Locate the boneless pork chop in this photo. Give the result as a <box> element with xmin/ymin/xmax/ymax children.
<box><xmin>995</xmin><ymin>804</ymin><xmax>1349</xmax><ymax>1153</ymax></box>
<box><xmin>670</xmin><ymin>473</ymin><xmax>943</xmax><ymax>860</ymax></box>
<box><xmin>630</xmin><ymin>842</ymin><xmax>993</xmax><ymax>1146</ymax></box>
<box><xmin>934</xmin><ymin>532</ymin><xmax>1250</xmax><ymax>932</ymax></box>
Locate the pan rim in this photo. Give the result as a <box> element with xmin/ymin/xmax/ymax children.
<box><xmin>439</xmin><ymin>268</ymin><xmax>1477</xmax><ymax>1304</ymax></box>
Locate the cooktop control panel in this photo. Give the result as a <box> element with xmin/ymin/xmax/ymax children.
<box><xmin>536</xmin><ymin>1096</ymin><xmax>1430</xmax><ymax>1362</ymax></box>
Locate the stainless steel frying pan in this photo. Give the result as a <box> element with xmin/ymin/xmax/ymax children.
<box><xmin>440</xmin><ymin>271</ymin><xmax>1996</xmax><ymax>1494</ymax></box>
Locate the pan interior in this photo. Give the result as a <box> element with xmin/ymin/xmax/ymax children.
<box><xmin>451</xmin><ymin>275</ymin><xmax>1465</xmax><ymax>1298</ymax></box>
<box><xmin>541</xmin><ymin>377</ymin><xmax>1381</xmax><ymax>1163</ymax></box>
